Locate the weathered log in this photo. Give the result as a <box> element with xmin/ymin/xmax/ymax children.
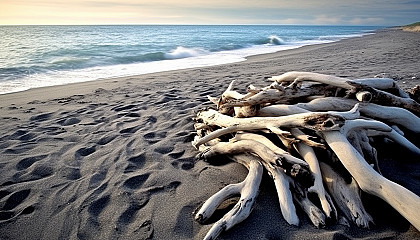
<box><xmin>197</xmin><ymin>140</ymin><xmax>313</xmax><ymax>187</ymax></box>
<box><xmin>341</xmin><ymin>119</ymin><xmax>420</xmax><ymax>156</ymax></box>
<box><xmin>233</xmin><ymin>132</ymin><xmax>307</xmax><ymax>225</ymax></box>
<box><xmin>293</xmin><ymin>191</ymin><xmax>326</xmax><ymax>228</ymax></box>
<box><xmin>322</xmin><ymin>124</ymin><xmax>420</xmax><ymax>231</ymax></box>
<box><xmin>259</xmin><ymin>160</ymin><xmax>300</xmax><ymax>226</ymax></box>
<box><xmin>195</xmin><ymin>153</ymin><xmax>263</xmax><ymax>240</ymax></box>
<box><xmin>236</xmin><ymin>133</ymin><xmax>325</xmax><ymax>227</ymax></box>
<box><xmin>220</xmin><ymin>84</ymin><xmax>336</xmax><ymax>109</ymax></box>
<box><xmin>193</xmin><ymin>109</ymin><xmax>347</xmax><ymax>148</ymax></box>
<box><xmin>291</xmin><ymin>128</ymin><xmax>336</xmax><ymax>218</ymax></box>
<box><xmin>354</xmin><ymin>78</ymin><xmax>409</xmax><ymax>98</ymax></box>
<box><xmin>269</xmin><ymin>72</ymin><xmax>405</xmax><ymax>95</ymax></box>
<box><xmin>268</xmin><ymin>71</ymin><xmax>420</xmax><ymax>115</ymax></box>
<box><xmin>296</xmin><ymin>97</ymin><xmax>420</xmax><ymax>134</ymax></box>
<box><xmin>347</xmin><ymin>129</ymin><xmax>380</xmax><ymax>173</ymax></box>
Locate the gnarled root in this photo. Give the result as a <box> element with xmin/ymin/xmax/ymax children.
<box><xmin>195</xmin><ymin>153</ymin><xmax>263</xmax><ymax>240</ymax></box>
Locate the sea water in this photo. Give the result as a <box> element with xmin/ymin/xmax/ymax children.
<box><xmin>0</xmin><ymin>25</ymin><xmax>382</xmax><ymax>94</ymax></box>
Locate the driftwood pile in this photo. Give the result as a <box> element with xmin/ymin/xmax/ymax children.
<box><xmin>191</xmin><ymin>71</ymin><xmax>420</xmax><ymax>240</ymax></box>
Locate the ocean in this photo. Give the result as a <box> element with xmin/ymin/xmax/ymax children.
<box><xmin>0</xmin><ymin>25</ymin><xmax>382</xmax><ymax>94</ymax></box>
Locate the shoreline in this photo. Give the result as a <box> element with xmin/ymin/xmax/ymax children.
<box><xmin>0</xmin><ymin>28</ymin><xmax>419</xmax><ymax>240</ymax></box>
<box><xmin>1</xmin><ymin>28</ymin><xmax>417</xmax><ymax>102</ymax></box>
<box><xmin>0</xmin><ymin>26</ymin><xmax>379</xmax><ymax>96</ymax></box>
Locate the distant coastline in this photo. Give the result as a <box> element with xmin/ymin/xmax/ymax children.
<box><xmin>402</xmin><ymin>22</ymin><xmax>420</xmax><ymax>32</ymax></box>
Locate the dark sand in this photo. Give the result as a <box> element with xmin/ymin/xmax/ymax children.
<box><xmin>0</xmin><ymin>28</ymin><xmax>419</xmax><ymax>239</ymax></box>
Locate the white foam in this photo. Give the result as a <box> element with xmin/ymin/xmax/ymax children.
<box><xmin>268</xmin><ymin>35</ymin><xmax>286</xmax><ymax>45</ymax></box>
<box><xmin>164</xmin><ymin>46</ymin><xmax>209</xmax><ymax>59</ymax></box>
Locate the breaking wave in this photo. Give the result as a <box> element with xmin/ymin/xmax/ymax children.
<box><xmin>164</xmin><ymin>46</ymin><xmax>209</xmax><ymax>59</ymax></box>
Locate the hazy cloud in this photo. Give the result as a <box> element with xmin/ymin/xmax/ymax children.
<box><xmin>0</xmin><ymin>0</ymin><xmax>419</xmax><ymax>25</ymax></box>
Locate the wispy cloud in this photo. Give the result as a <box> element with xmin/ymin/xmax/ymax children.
<box><xmin>0</xmin><ymin>0</ymin><xmax>419</xmax><ymax>25</ymax></box>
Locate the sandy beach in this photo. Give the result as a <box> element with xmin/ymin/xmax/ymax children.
<box><xmin>1</xmin><ymin>28</ymin><xmax>419</xmax><ymax>240</ymax></box>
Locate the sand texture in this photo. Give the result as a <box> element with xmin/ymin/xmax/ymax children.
<box><xmin>0</xmin><ymin>28</ymin><xmax>419</xmax><ymax>239</ymax></box>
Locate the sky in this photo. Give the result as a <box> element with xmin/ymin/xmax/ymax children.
<box><xmin>0</xmin><ymin>0</ymin><xmax>419</xmax><ymax>26</ymax></box>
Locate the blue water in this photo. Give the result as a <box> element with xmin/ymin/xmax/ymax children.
<box><xmin>0</xmin><ymin>25</ymin><xmax>382</xmax><ymax>94</ymax></box>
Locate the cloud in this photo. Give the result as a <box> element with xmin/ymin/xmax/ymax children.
<box><xmin>349</xmin><ymin>17</ymin><xmax>384</xmax><ymax>25</ymax></box>
<box><xmin>0</xmin><ymin>0</ymin><xmax>419</xmax><ymax>25</ymax></box>
<box><xmin>313</xmin><ymin>15</ymin><xmax>342</xmax><ymax>25</ymax></box>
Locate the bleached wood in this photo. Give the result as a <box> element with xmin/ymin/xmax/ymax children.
<box><xmin>296</xmin><ymin>97</ymin><xmax>420</xmax><ymax>133</ymax></box>
<box><xmin>342</xmin><ymin>119</ymin><xmax>420</xmax><ymax>155</ymax></box>
<box><xmin>269</xmin><ymin>72</ymin><xmax>420</xmax><ymax>115</ymax></box>
<box><xmin>354</xmin><ymin>78</ymin><xmax>410</xmax><ymax>98</ymax></box>
<box><xmin>291</xmin><ymin>128</ymin><xmax>336</xmax><ymax>218</ymax></box>
<box><xmin>322</xmin><ymin>129</ymin><xmax>420</xmax><ymax>231</ymax></box>
<box><xmin>194</xmin><ymin>71</ymin><xmax>420</xmax><ymax>238</ymax></box>
<box><xmin>198</xmin><ymin>140</ymin><xmax>312</xmax><ymax>185</ymax></box>
<box><xmin>221</xmin><ymin>85</ymin><xmax>335</xmax><ymax>109</ymax></box>
<box><xmin>196</xmin><ymin>153</ymin><xmax>263</xmax><ymax>240</ymax></box>
<box><xmin>356</xmin><ymin>91</ymin><xmax>372</xmax><ymax>102</ymax></box>
<box><xmin>319</xmin><ymin>162</ymin><xmax>373</xmax><ymax>228</ymax></box>
<box><xmin>259</xmin><ymin>160</ymin><xmax>300</xmax><ymax>226</ymax></box>
<box><xmin>193</xmin><ymin>109</ymin><xmax>346</xmax><ymax>148</ymax></box>
<box><xmin>269</xmin><ymin>71</ymin><xmax>353</xmax><ymax>89</ymax></box>
<box><xmin>293</xmin><ymin>192</ymin><xmax>326</xmax><ymax>227</ymax></box>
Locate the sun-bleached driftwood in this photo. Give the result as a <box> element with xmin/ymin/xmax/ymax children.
<box><xmin>296</xmin><ymin>97</ymin><xmax>420</xmax><ymax>134</ymax></box>
<box><xmin>192</xmin><ymin>108</ymin><xmax>349</xmax><ymax>148</ymax></box>
<box><xmin>290</xmin><ymin>128</ymin><xmax>336</xmax><ymax>218</ymax></box>
<box><xmin>256</xmin><ymin>97</ymin><xmax>420</xmax><ymax>134</ymax></box>
<box><xmin>322</xmin><ymin>129</ymin><xmax>420</xmax><ymax>230</ymax></box>
<box><xmin>233</xmin><ymin>132</ymin><xmax>307</xmax><ymax>225</ymax></box>
<box><xmin>198</xmin><ymin>139</ymin><xmax>313</xmax><ymax>186</ymax></box>
<box><xmin>220</xmin><ymin>84</ymin><xmax>336</xmax><ymax>108</ymax></box>
<box><xmin>269</xmin><ymin>71</ymin><xmax>420</xmax><ymax>116</ymax></box>
<box><xmin>193</xmin><ymin>71</ymin><xmax>420</xmax><ymax>239</ymax></box>
<box><xmin>319</xmin><ymin>162</ymin><xmax>374</xmax><ymax>228</ymax></box>
<box><xmin>195</xmin><ymin>153</ymin><xmax>263</xmax><ymax>240</ymax></box>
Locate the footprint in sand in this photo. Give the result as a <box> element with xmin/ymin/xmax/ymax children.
<box><xmin>88</xmin><ymin>171</ymin><xmax>107</xmax><ymax>190</ymax></box>
<box><xmin>2</xmin><ymin>189</ymin><xmax>30</xmax><ymax>210</ymax></box>
<box><xmin>16</xmin><ymin>154</ymin><xmax>48</xmax><ymax>171</ymax></box>
<box><xmin>168</xmin><ymin>150</ymin><xmax>185</xmax><ymax>159</ymax></box>
<box><xmin>171</xmin><ymin>157</ymin><xmax>195</xmax><ymax>170</ymax></box>
<box><xmin>116</xmin><ymin>194</ymin><xmax>149</xmax><ymax>227</ymax></box>
<box><xmin>57</xmin><ymin>117</ymin><xmax>81</xmax><ymax>126</ymax></box>
<box><xmin>143</xmin><ymin>132</ymin><xmax>155</xmax><ymax>139</ymax></box>
<box><xmin>111</xmin><ymin>104</ymin><xmax>137</xmax><ymax>112</ymax></box>
<box><xmin>125</xmin><ymin>112</ymin><xmax>141</xmax><ymax>118</ymax></box>
<box><xmin>124</xmin><ymin>153</ymin><xmax>146</xmax><ymax>173</ymax></box>
<box><xmin>119</xmin><ymin>126</ymin><xmax>141</xmax><ymax>134</ymax></box>
<box><xmin>75</xmin><ymin>146</ymin><xmax>96</xmax><ymax>160</ymax></box>
<box><xmin>88</xmin><ymin>195</ymin><xmax>110</xmax><ymax>217</ymax></box>
<box><xmin>59</xmin><ymin>167</ymin><xmax>81</xmax><ymax>180</ymax></box>
<box><xmin>97</xmin><ymin>134</ymin><xmax>117</xmax><ymax>145</ymax></box>
<box><xmin>154</xmin><ymin>146</ymin><xmax>174</xmax><ymax>155</ymax></box>
<box><xmin>29</xmin><ymin>112</ymin><xmax>53</xmax><ymax>122</ymax></box>
<box><xmin>123</xmin><ymin>173</ymin><xmax>150</xmax><ymax>189</ymax></box>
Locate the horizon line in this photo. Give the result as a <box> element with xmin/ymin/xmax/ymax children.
<box><xmin>0</xmin><ymin>23</ymin><xmax>391</xmax><ymax>27</ymax></box>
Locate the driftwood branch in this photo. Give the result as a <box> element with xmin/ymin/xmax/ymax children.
<box><xmin>195</xmin><ymin>153</ymin><xmax>263</xmax><ymax>240</ymax></box>
<box><xmin>193</xmin><ymin>71</ymin><xmax>420</xmax><ymax>239</ymax></box>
